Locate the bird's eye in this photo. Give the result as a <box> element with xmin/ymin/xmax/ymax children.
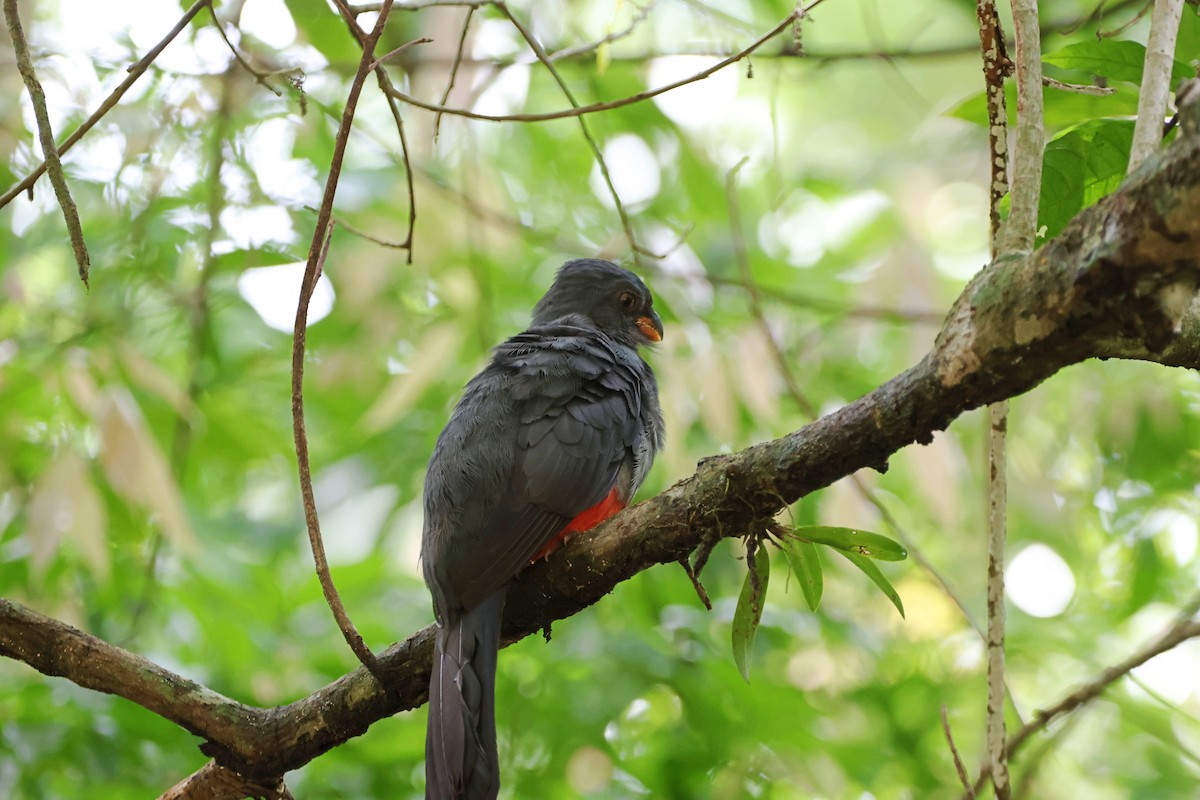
<box><xmin>618</xmin><ymin>291</ymin><xmax>636</xmax><ymax>310</ymax></box>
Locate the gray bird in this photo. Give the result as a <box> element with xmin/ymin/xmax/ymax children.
<box><xmin>422</xmin><ymin>259</ymin><xmax>665</xmax><ymax>799</ymax></box>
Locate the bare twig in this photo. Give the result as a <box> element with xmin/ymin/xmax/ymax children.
<box><xmin>984</xmin><ymin>401</ymin><xmax>1010</xmax><ymax>800</ymax></box>
<box><xmin>385</xmin><ymin>9</ymin><xmax>802</xmax><ymax>123</ymax></box>
<box><xmin>373</xmin><ymin>73</ymin><xmax>419</xmax><ymax>262</ymax></box>
<box><xmin>369</xmin><ymin>36</ymin><xmax>433</xmax><ymax>71</ymax></box>
<box><xmin>942</xmin><ymin>704</ymin><xmax>977</xmax><ymax>799</ymax></box>
<box><xmin>1129</xmin><ymin>0</ymin><xmax>1185</xmax><ymax>171</ymax></box>
<box><xmin>975</xmin><ymin>1</ymin><xmax>1013</xmax><ymax>796</ymax></box>
<box><xmin>0</xmin><ymin>0</ymin><xmax>210</xmax><ymax>210</ymax></box>
<box><xmin>352</xmin><ymin>0</ymin><xmax>491</xmax><ymax>10</ymax></box>
<box><xmin>1098</xmin><ymin>0</ymin><xmax>1156</xmax><ymax>39</ymax></box>
<box><xmin>305</xmin><ymin>206</ymin><xmax>411</xmax><ymax>249</ymax></box>
<box><xmin>702</xmin><ymin>274</ymin><xmax>945</xmax><ymax>323</ymax></box>
<box><xmin>291</xmin><ymin>0</ymin><xmax>397</xmax><ymax>681</ymax></box>
<box><xmin>1005</xmin><ymin>0</ymin><xmax>1045</xmax><ymax>255</ymax></box>
<box><xmin>1043</xmin><ymin>75</ymin><xmax>1114</xmax><ymax>95</ymax></box>
<box><xmin>547</xmin><ymin>1</ymin><xmax>656</xmax><ymax>62</ymax></box>
<box><xmin>496</xmin><ymin>1</ymin><xmax>644</xmax><ymax>260</ymax></box>
<box><xmin>969</xmin><ymin>598</ymin><xmax>1200</xmax><ymax>796</ymax></box>
<box><xmin>5</xmin><ymin>0</ymin><xmax>91</xmax><ymax>286</ymax></box>
<box><xmin>983</xmin><ymin>1</ymin><xmax>1045</xmax><ymax>796</ymax></box>
<box><xmin>392</xmin><ymin>0</ymin><xmax>1149</xmax><ymax>71</ymax></box>
<box><xmin>331</xmin><ymin>0</ymin><xmax>419</xmax><ymax>259</ymax></box>
<box><xmin>207</xmin><ymin>4</ymin><xmax>283</xmax><ymax>96</ymax></box>
<box><xmin>677</xmin><ymin>558</ymin><xmax>713</xmax><ymax>610</ymax></box>
<box><xmin>974</xmin><ymin>0</ymin><xmax>1012</xmax><ymax>244</ymax></box>
<box><xmin>433</xmin><ymin>6</ymin><xmax>476</xmax><ymax>140</ymax></box>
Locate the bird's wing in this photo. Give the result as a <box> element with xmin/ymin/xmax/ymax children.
<box><xmin>446</xmin><ymin>328</ymin><xmax>646</xmax><ymax>611</ymax></box>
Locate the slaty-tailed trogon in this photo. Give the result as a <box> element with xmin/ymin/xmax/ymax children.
<box><xmin>421</xmin><ymin>259</ymin><xmax>664</xmax><ymax>800</ymax></box>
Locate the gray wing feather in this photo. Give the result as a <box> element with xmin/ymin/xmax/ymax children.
<box><xmin>423</xmin><ymin>323</ymin><xmax>660</xmax><ymax>615</ymax></box>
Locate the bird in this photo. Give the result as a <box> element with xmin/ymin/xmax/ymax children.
<box><xmin>421</xmin><ymin>259</ymin><xmax>665</xmax><ymax>800</ymax></box>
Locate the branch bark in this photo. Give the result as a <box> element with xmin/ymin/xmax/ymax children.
<box><xmin>4</xmin><ymin>0</ymin><xmax>91</xmax><ymax>285</ymax></box>
<box><xmin>3</xmin><ymin>91</ymin><xmax>1200</xmax><ymax>798</ymax></box>
<box><xmin>1129</xmin><ymin>0</ymin><xmax>1186</xmax><ymax>170</ymax></box>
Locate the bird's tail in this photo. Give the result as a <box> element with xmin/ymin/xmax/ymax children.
<box><xmin>425</xmin><ymin>590</ymin><xmax>504</xmax><ymax>800</ymax></box>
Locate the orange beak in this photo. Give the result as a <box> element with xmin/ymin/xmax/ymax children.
<box><xmin>636</xmin><ymin>313</ymin><xmax>664</xmax><ymax>343</ymax></box>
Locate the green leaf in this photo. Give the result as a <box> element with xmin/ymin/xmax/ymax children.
<box><xmin>213</xmin><ymin>248</ymin><xmax>302</xmax><ymax>274</ymax></box>
<box><xmin>837</xmin><ymin>550</ymin><xmax>905</xmax><ymax>618</ymax></box>
<box><xmin>1039</xmin><ymin>119</ymin><xmax>1135</xmax><ymax>240</ymax></box>
<box><xmin>794</xmin><ymin>526</ymin><xmax>907</xmax><ymax>561</ymax></box>
<box><xmin>781</xmin><ymin>538</ymin><xmax>823</xmax><ymax>612</ymax></box>
<box><xmin>1043</xmin><ymin>40</ymin><xmax>1194</xmax><ymax>88</ymax></box>
<box><xmin>731</xmin><ymin>543</ymin><xmax>770</xmax><ymax>683</ymax></box>
<box><xmin>1176</xmin><ymin>8</ymin><xmax>1200</xmax><ymax>72</ymax></box>
<box><xmin>1126</xmin><ymin>537</ymin><xmax>1161</xmax><ymax>616</ymax></box>
<box><xmin>285</xmin><ymin>0</ymin><xmax>361</xmax><ymax>66</ymax></box>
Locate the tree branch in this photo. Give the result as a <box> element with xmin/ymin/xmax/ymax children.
<box><xmin>291</xmin><ymin>0</ymin><xmax>395</xmax><ymax>681</ymax></box>
<box><xmin>0</xmin><ymin>0</ymin><xmax>210</xmax><ymax>210</ymax></box>
<box><xmin>4</xmin><ymin>0</ymin><xmax>91</xmax><ymax>285</ymax></box>
<box><xmin>384</xmin><ymin>9</ymin><xmax>801</xmax><ymax>123</ymax></box>
<box><xmin>1129</xmin><ymin>0</ymin><xmax>1185</xmax><ymax>170</ymax></box>
<box><xmin>3</xmin><ymin>92</ymin><xmax>1200</xmax><ymax>795</ymax></box>
<box><xmin>967</xmin><ymin>595</ymin><xmax>1200</xmax><ymax>796</ymax></box>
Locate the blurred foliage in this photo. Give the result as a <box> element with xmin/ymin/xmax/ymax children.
<box><xmin>2</xmin><ymin>0</ymin><xmax>1200</xmax><ymax>798</ymax></box>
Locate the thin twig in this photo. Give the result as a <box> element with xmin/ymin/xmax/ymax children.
<box><xmin>394</xmin><ymin>0</ymin><xmax>1149</xmax><ymax>70</ymax></box>
<box><xmin>330</xmin><ymin>0</ymin><xmax>419</xmax><ymax>260</ymax></box>
<box><xmin>984</xmin><ymin>401</ymin><xmax>1010</xmax><ymax>800</ymax></box>
<box><xmin>1098</xmin><ymin>0</ymin><xmax>1156</xmax><ymax>38</ymax></box>
<box><xmin>978</xmin><ymin>0</ymin><xmax>1016</xmax><ymax>792</ymax></box>
<box><xmin>496</xmin><ymin>1</ymin><xmax>644</xmax><ymax>260</ymax></box>
<box><xmin>434</xmin><ymin>6</ymin><xmax>476</xmax><ymax>140</ymax></box>
<box><xmin>1043</xmin><ymin>75</ymin><xmax>1114</xmax><ymax>95</ymax></box>
<box><xmin>547</xmin><ymin>1</ymin><xmax>656</xmax><ymax>62</ymax></box>
<box><xmin>291</xmin><ymin>0</ymin><xmax>397</xmax><ymax>681</ymax></box>
<box><xmin>985</xmin><ymin>1</ymin><xmax>1045</xmax><ymax>796</ymax></box>
<box><xmin>5</xmin><ymin>0</ymin><xmax>91</xmax><ymax>286</ymax></box>
<box><xmin>1128</xmin><ymin>0</ymin><xmax>1185</xmax><ymax>171</ymax></box>
<box><xmin>677</xmin><ymin>558</ymin><xmax>713</xmax><ymax>610</ymax></box>
<box><xmin>351</xmin><ymin>0</ymin><xmax>491</xmax><ymax>10</ymax></box>
<box><xmin>207</xmin><ymin>4</ymin><xmax>283</xmax><ymax>95</ymax></box>
<box><xmin>974</xmin><ymin>0</ymin><xmax>1012</xmax><ymax>244</ymax></box>
<box><xmin>975</xmin><ymin>2</ymin><xmax>1015</xmax><ymax>794</ymax></box>
<box><xmin>305</xmin><ymin>206</ymin><xmax>411</xmax><ymax>249</ymax></box>
<box><xmin>369</xmin><ymin>36</ymin><xmax>433</xmax><ymax>71</ymax></box>
<box><xmin>0</xmin><ymin>0</ymin><xmax>210</xmax><ymax>210</ymax></box>
<box><xmin>968</xmin><ymin>600</ymin><xmax>1200</xmax><ymax>796</ymax></box>
<box><xmin>385</xmin><ymin>9</ymin><xmax>802</xmax><ymax>123</ymax></box>
<box><xmin>942</xmin><ymin>704</ymin><xmax>977</xmax><ymax>799</ymax></box>
<box><xmin>702</xmin><ymin>274</ymin><xmax>944</xmax><ymax>323</ymax></box>
<box><xmin>1004</xmin><ymin>0</ymin><xmax>1045</xmax><ymax>255</ymax></box>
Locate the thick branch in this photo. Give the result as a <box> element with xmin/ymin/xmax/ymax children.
<box><xmin>3</xmin><ymin>101</ymin><xmax>1200</xmax><ymax>788</ymax></box>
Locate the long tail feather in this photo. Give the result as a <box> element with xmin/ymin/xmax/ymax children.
<box><xmin>425</xmin><ymin>590</ymin><xmax>504</xmax><ymax>800</ymax></box>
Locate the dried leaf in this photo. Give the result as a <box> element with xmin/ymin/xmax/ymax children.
<box><xmin>28</xmin><ymin>452</ymin><xmax>109</xmax><ymax>580</ymax></box>
<box><xmin>98</xmin><ymin>390</ymin><xmax>196</xmax><ymax>554</ymax></box>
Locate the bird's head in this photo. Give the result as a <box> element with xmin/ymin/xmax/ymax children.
<box><xmin>532</xmin><ymin>259</ymin><xmax>664</xmax><ymax>347</ymax></box>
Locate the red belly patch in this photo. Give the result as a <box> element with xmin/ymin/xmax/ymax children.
<box><xmin>531</xmin><ymin>487</ymin><xmax>626</xmax><ymax>562</ymax></box>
